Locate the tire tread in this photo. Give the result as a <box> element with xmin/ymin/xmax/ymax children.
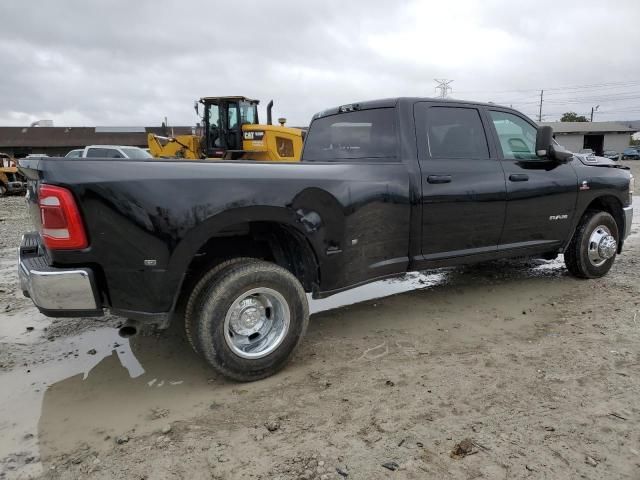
<box><xmin>192</xmin><ymin>258</ymin><xmax>308</xmax><ymax>381</ymax></box>
<box><xmin>564</xmin><ymin>210</ymin><xmax>617</xmax><ymax>279</ymax></box>
<box><xmin>184</xmin><ymin>257</ymin><xmax>253</xmax><ymax>353</ymax></box>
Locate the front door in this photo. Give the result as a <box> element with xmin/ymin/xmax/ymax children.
<box><xmin>486</xmin><ymin>109</ymin><xmax>578</xmax><ymax>251</ymax></box>
<box><xmin>415</xmin><ymin>103</ymin><xmax>507</xmax><ymax>259</ymax></box>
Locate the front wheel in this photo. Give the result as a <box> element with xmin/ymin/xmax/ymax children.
<box><xmin>564</xmin><ymin>210</ymin><xmax>619</xmax><ymax>278</ymax></box>
<box><xmin>188</xmin><ymin>258</ymin><xmax>309</xmax><ymax>382</ymax></box>
<box><xmin>0</xmin><ymin>184</ymin><xmax>6</xmax><ymax>197</ymax></box>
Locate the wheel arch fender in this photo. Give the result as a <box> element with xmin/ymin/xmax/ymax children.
<box><xmin>568</xmin><ymin>194</ymin><xmax>625</xmax><ymax>252</ymax></box>
<box><xmin>165</xmin><ymin>205</ymin><xmax>324</xmax><ymax>311</ymax></box>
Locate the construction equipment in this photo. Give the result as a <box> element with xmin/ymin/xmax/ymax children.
<box><xmin>0</xmin><ymin>153</ymin><xmax>26</xmax><ymax>196</ymax></box>
<box><xmin>148</xmin><ymin>96</ymin><xmax>304</xmax><ymax>161</ymax></box>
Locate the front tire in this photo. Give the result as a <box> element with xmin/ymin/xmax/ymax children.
<box><xmin>564</xmin><ymin>210</ymin><xmax>619</xmax><ymax>278</ymax></box>
<box><xmin>189</xmin><ymin>258</ymin><xmax>309</xmax><ymax>382</ymax></box>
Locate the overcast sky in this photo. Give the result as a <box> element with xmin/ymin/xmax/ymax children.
<box><xmin>1</xmin><ymin>0</ymin><xmax>639</xmax><ymax>127</ymax></box>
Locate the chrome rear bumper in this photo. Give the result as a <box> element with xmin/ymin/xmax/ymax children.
<box><xmin>18</xmin><ymin>233</ymin><xmax>102</xmax><ymax>317</ymax></box>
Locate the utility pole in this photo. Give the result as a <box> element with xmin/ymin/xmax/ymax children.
<box><xmin>434</xmin><ymin>79</ymin><xmax>453</xmax><ymax>98</ymax></box>
<box><xmin>590</xmin><ymin>105</ymin><xmax>599</xmax><ymax>122</ymax></box>
<box><xmin>538</xmin><ymin>89</ymin><xmax>544</xmax><ymax>122</ymax></box>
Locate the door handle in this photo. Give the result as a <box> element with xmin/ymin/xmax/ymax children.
<box><xmin>427</xmin><ymin>175</ymin><xmax>452</xmax><ymax>184</ymax></box>
<box><xmin>509</xmin><ymin>174</ymin><xmax>529</xmax><ymax>182</ymax></box>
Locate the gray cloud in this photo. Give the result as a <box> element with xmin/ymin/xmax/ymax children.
<box><xmin>1</xmin><ymin>0</ymin><xmax>639</xmax><ymax>127</ymax></box>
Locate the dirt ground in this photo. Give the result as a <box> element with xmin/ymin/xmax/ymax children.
<box><xmin>1</xmin><ymin>162</ymin><xmax>639</xmax><ymax>480</ymax></box>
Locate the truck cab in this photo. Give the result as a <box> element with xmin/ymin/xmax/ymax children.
<box><xmin>302</xmin><ymin>98</ymin><xmax>621</xmax><ymax>269</ymax></box>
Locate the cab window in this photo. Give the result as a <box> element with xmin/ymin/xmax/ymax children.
<box><xmin>239</xmin><ymin>101</ymin><xmax>258</xmax><ymax>125</ymax></box>
<box><xmin>489</xmin><ymin>111</ymin><xmax>537</xmax><ymax>160</ymax></box>
<box><xmin>207</xmin><ymin>104</ymin><xmax>221</xmax><ymax>147</ymax></box>
<box><xmin>207</xmin><ymin>104</ymin><xmax>220</xmax><ymax>128</ymax></box>
<box><xmin>228</xmin><ymin>104</ymin><xmax>239</xmax><ymax>129</ymax></box>
<box><xmin>303</xmin><ymin>108</ymin><xmax>397</xmax><ymax>162</ymax></box>
<box><xmin>426</xmin><ymin>107</ymin><xmax>489</xmax><ymax>159</ymax></box>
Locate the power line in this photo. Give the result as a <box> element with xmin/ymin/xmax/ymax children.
<box><xmin>541</xmin><ymin>84</ymin><xmax>640</xmax><ymax>97</ymax></box>
<box><xmin>451</xmin><ymin>79</ymin><xmax>640</xmax><ymax>121</ymax></box>
<box><xmin>493</xmin><ymin>91</ymin><xmax>640</xmax><ymax>104</ymax></box>
<box><xmin>456</xmin><ymin>80</ymin><xmax>640</xmax><ymax>95</ymax></box>
<box><xmin>545</xmin><ymin>80</ymin><xmax>640</xmax><ymax>92</ymax></box>
<box><xmin>543</xmin><ymin>96</ymin><xmax>640</xmax><ymax>105</ymax></box>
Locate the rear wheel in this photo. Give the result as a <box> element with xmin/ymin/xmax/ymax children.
<box><xmin>0</xmin><ymin>184</ymin><xmax>6</xmax><ymax>197</ymax></box>
<box><xmin>188</xmin><ymin>258</ymin><xmax>309</xmax><ymax>381</ymax></box>
<box><xmin>564</xmin><ymin>210</ymin><xmax>619</xmax><ymax>278</ymax></box>
<box><xmin>184</xmin><ymin>257</ymin><xmax>248</xmax><ymax>353</ymax></box>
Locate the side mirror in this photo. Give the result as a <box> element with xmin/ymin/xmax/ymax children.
<box><xmin>194</xmin><ymin>100</ymin><xmax>199</xmax><ymax>116</ymax></box>
<box><xmin>535</xmin><ymin>126</ymin><xmax>553</xmax><ymax>157</ymax></box>
<box><xmin>536</xmin><ymin>125</ymin><xmax>573</xmax><ymax>163</ymax></box>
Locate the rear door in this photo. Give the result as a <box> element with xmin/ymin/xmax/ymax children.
<box><xmin>414</xmin><ymin>102</ymin><xmax>507</xmax><ymax>259</ymax></box>
<box><xmin>486</xmin><ymin>109</ymin><xmax>578</xmax><ymax>250</ymax></box>
<box><xmin>302</xmin><ymin>106</ymin><xmax>412</xmax><ymax>287</ymax></box>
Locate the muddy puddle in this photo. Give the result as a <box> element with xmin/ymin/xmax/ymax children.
<box><xmin>0</xmin><ymin>269</ymin><xmax>453</xmax><ymax>477</ymax></box>
<box><xmin>0</xmin><ymin>257</ymin><xmax>575</xmax><ymax>479</ymax></box>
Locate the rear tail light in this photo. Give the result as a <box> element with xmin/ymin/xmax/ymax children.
<box><xmin>38</xmin><ymin>184</ymin><xmax>88</xmax><ymax>250</ymax></box>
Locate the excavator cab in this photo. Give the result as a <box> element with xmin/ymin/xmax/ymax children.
<box><xmin>201</xmin><ymin>96</ymin><xmax>260</xmax><ymax>158</ymax></box>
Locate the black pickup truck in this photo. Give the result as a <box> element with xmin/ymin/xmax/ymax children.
<box><xmin>18</xmin><ymin>98</ymin><xmax>634</xmax><ymax>381</ymax></box>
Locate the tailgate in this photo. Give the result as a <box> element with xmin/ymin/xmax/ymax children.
<box><xmin>18</xmin><ymin>157</ymin><xmax>45</xmax><ymax>231</ymax></box>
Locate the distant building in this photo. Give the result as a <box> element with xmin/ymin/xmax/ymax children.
<box><xmin>0</xmin><ymin>126</ymin><xmax>193</xmax><ymax>158</ymax></box>
<box><xmin>618</xmin><ymin>120</ymin><xmax>640</xmax><ymax>141</ymax></box>
<box><xmin>538</xmin><ymin>121</ymin><xmax>637</xmax><ymax>156</ymax></box>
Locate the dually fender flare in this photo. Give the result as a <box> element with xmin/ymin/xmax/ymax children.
<box><xmin>164</xmin><ymin>204</ymin><xmax>333</xmax><ymax>309</ymax></box>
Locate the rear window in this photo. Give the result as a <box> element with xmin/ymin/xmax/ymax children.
<box><xmin>303</xmin><ymin>108</ymin><xmax>397</xmax><ymax>162</ymax></box>
<box><xmin>86</xmin><ymin>148</ymin><xmax>123</xmax><ymax>158</ymax></box>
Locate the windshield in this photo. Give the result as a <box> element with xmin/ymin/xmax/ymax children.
<box><xmin>121</xmin><ymin>148</ymin><xmax>152</xmax><ymax>159</ymax></box>
<box><xmin>239</xmin><ymin>101</ymin><xmax>258</xmax><ymax>125</ymax></box>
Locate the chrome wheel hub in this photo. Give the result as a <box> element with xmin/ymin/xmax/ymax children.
<box><xmin>224</xmin><ymin>287</ymin><xmax>290</xmax><ymax>359</ymax></box>
<box><xmin>229</xmin><ymin>298</ymin><xmax>266</xmax><ymax>335</ymax></box>
<box><xmin>587</xmin><ymin>225</ymin><xmax>617</xmax><ymax>266</ymax></box>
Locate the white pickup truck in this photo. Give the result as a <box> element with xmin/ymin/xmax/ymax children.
<box><xmin>65</xmin><ymin>145</ymin><xmax>152</xmax><ymax>159</ymax></box>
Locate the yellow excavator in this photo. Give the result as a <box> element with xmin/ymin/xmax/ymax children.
<box><xmin>148</xmin><ymin>96</ymin><xmax>304</xmax><ymax>161</ymax></box>
<box><xmin>0</xmin><ymin>153</ymin><xmax>26</xmax><ymax>196</ymax></box>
